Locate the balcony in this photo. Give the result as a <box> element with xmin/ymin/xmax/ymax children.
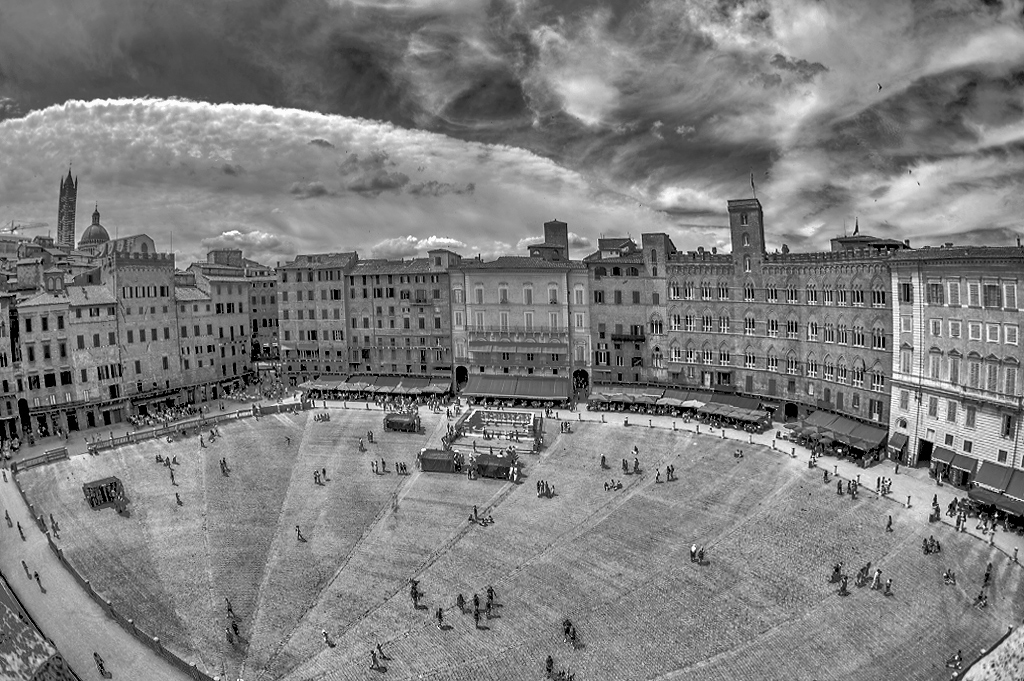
<box><xmin>611</xmin><ymin>332</ymin><xmax>646</xmax><ymax>342</ymax></box>
<box><xmin>466</xmin><ymin>325</ymin><xmax>569</xmax><ymax>334</ymax></box>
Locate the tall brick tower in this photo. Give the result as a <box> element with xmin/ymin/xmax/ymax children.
<box><xmin>57</xmin><ymin>169</ymin><xmax>78</xmax><ymax>249</ymax></box>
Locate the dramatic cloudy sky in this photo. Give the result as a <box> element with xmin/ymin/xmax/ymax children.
<box><xmin>1</xmin><ymin>0</ymin><xmax>1023</xmax><ymax>266</ymax></box>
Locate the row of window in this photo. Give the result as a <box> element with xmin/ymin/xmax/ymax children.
<box><xmin>666</xmin><ymin>315</ymin><xmax>887</xmax><ymax>348</ymax></box>
<box><xmin>914</xmin><ymin>318</ymin><xmax>1019</xmax><ymax>345</ymax></box>
<box><xmin>668</xmin><ymin>282</ymin><xmax>887</xmax><ymax>306</ymax></box>
<box><xmin>898</xmin><ymin>390</ymin><xmax>1016</xmax><ymax>439</ymax></box>
<box><xmin>904</xmin><ymin>280</ymin><xmax>1018</xmax><ymax>309</ymax></box>
<box><xmin>899</xmin><ymin>350</ymin><xmax>1019</xmax><ymax>396</ymax></box>
<box><xmin>593</xmin><ymin>266</ymin><xmax>641</xmax><ymax>279</ymax></box>
<box><xmin>593</xmin><ymin>290</ymin><xmax>659</xmax><ymax>305</ymax></box>
<box><xmin>664</xmin><ymin>348</ymin><xmax>886</xmax><ymax>389</ymax></box>
<box><xmin>455</xmin><ymin>286</ymin><xmax>581</xmax><ymax>306</ymax></box>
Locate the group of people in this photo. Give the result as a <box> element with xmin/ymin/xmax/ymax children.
<box><xmin>537</xmin><ymin>480</ymin><xmax>556</xmax><ymax>498</ymax></box>
<box><xmin>922</xmin><ymin>535</ymin><xmax>942</xmax><ymax>555</ymax></box>
<box><xmin>829</xmin><ymin>562</ymin><xmax>892</xmax><ymax>596</ymax></box>
<box><xmin>313</xmin><ymin>411</ymin><xmax>331</xmax><ymax>422</ymax></box>
<box><xmin>127</xmin><ymin>403</ymin><xmax>202</xmax><ymax>429</ymax></box>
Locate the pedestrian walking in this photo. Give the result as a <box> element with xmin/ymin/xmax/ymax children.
<box><xmin>175</xmin><ymin>492</ymin><xmax>182</xmax><ymax>506</ymax></box>
<box><xmin>322</xmin><ymin>467</ymin><xmax>327</xmax><ymax>481</ymax></box>
<box><xmin>4</xmin><ymin>509</ymin><xmax>11</xmax><ymax>527</ymax></box>
<box><xmin>17</xmin><ymin>521</ymin><xmax>24</xmax><ymax>540</ymax></box>
<box><xmin>884</xmin><ymin>578</ymin><xmax>892</xmax><ymax>595</ymax></box>
<box><xmin>94</xmin><ymin>652</ymin><xmax>107</xmax><ymax>677</ymax></box>
<box><xmin>226</xmin><ymin>597</ymin><xmax>234</xmax><ymax>617</ymax></box>
<box><xmin>1014</xmin><ymin>547</ymin><xmax>1019</xmax><ymax>564</ymax></box>
<box><xmin>34</xmin><ymin>571</ymin><xmax>41</xmax><ymax>589</ymax></box>
<box><xmin>436</xmin><ymin>607</ymin><xmax>444</xmax><ymax>629</ymax></box>
<box><xmin>886</xmin><ymin>515</ymin><xmax>893</xmax><ymax>532</ymax></box>
<box><xmin>22</xmin><ymin>559</ymin><xmax>29</xmax><ymax>578</ymax></box>
<box><xmin>231</xmin><ymin>620</ymin><xmax>240</xmax><ymax>637</ymax></box>
<box><xmin>296</xmin><ymin>525</ymin><xmax>304</xmax><ymax>541</ymax></box>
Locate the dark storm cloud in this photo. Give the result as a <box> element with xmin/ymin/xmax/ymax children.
<box><xmin>3</xmin><ymin>0</ymin><xmax>1024</xmax><ymax>254</ymax></box>
<box><xmin>221</xmin><ymin>163</ymin><xmax>244</xmax><ymax>176</ymax></box>
<box><xmin>290</xmin><ymin>180</ymin><xmax>331</xmax><ymax>199</ymax></box>
<box><xmin>769</xmin><ymin>54</ymin><xmax>828</xmax><ymax>82</ymax></box>
<box><xmin>347</xmin><ymin>170</ymin><xmax>410</xmax><ymax>195</ymax></box>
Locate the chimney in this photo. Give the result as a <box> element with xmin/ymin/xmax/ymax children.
<box><xmin>904</xmin><ymin>240</ymin><xmax>910</xmax><ymax>247</ymax></box>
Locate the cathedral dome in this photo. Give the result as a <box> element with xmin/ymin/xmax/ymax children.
<box><xmin>78</xmin><ymin>205</ymin><xmax>110</xmax><ymax>249</ymax></box>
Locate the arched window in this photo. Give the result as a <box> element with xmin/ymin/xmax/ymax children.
<box><xmin>612</xmin><ymin>267</ymin><xmax>621</xmax><ymax>277</ymax></box>
<box><xmin>743</xmin><ymin>233</ymin><xmax>750</xmax><ymax>246</ymax></box>
<box><xmin>744</xmin><ymin>256</ymin><xmax>751</xmax><ymax>273</ymax></box>
<box><xmin>896</xmin><ymin>417</ymin><xmax>908</xmax><ymax>429</ymax></box>
<box><xmin>627</xmin><ymin>267</ymin><xmax>639</xmax><ymax>277</ymax></box>
<box><xmin>651</xmin><ymin>249</ymin><xmax>658</xmax><ymax>263</ymax></box>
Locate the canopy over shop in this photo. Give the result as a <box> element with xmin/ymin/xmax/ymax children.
<box><xmin>969</xmin><ymin>464</ymin><xmax>1024</xmax><ymax>517</ymax></box>
<box><xmin>801</xmin><ymin>411</ymin><xmax>888</xmax><ymax>453</ymax></box>
<box><xmin>588</xmin><ymin>386</ymin><xmax>762</xmax><ymax>411</ymax></box>
<box><xmin>461</xmin><ymin>375</ymin><xmax>570</xmax><ymax>403</ymax></box>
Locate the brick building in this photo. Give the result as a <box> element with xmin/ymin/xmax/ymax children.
<box><xmin>187</xmin><ymin>267</ymin><xmax>251</xmax><ymax>384</ymax></box>
<box><xmin>584</xmin><ymin>234</ymin><xmax>673</xmax><ymax>387</ymax></box>
<box><xmin>278</xmin><ymin>252</ymin><xmax>356</xmax><ymax>381</ymax></box>
<box><xmin>172</xmin><ymin>271</ymin><xmax>219</xmax><ymax>402</ymax></box>
<box><xmin>345</xmin><ymin>250</ymin><xmax>457</xmax><ymax>378</ymax></box>
<box><xmin>888</xmin><ymin>247</ymin><xmax>1024</xmax><ymax>494</ymax></box>
<box><xmin>664</xmin><ymin>199</ymin><xmax>903</xmax><ymax>428</ymax></box>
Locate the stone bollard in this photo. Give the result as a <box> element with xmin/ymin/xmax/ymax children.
<box><xmin>649</xmin><ymin>419</ymin><xmax>653</xmax><ymax>428</ymax></box>
<box><xmin>748</xmin><ymin>434</ymin><xmax>753</xmax><ymax>444</ymax></box>
<box><xmin>578</xmin><ymin>414</ymin><xmax>582</xmax><ymax>421</ymax></box>
<box><xmin>834</xmin><ymin>465</ymin><xmax>838</xmax><ymax>476</ymax></box>
<box><xmin>696</xmin><ymin>425</ymin><xmax>700</xmax><ymax>435</ymax></box>
<box><xmin>772</xmin><ymin>440</ymin><xmax>776</xmax><ymax>450</ymax></box>
<box><xmin>601</xmin><ymin>415</ymin><xmax>606</xmax><ymax>423</ymax></box>
<box><xmin>673</xmin><ymin>421</ymin><xmax>676</xmax><ymax>431</ymax></box>
<box><xmin>791</xmin><ymin>447</ymin><xmax>796</xmax><ymax>458</ymax></box>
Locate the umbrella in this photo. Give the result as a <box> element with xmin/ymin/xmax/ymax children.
<box><xmin>658</xmin><ymin>397</ymin><xmax>684</xmax><ymax>407</ymax></box>
<box><xmin>808</xmin><ymin>432</ymin><xmax>822</xmax><ymax>441</ymax></box>
<box><xmin>681</xmin><ymin>400</ymin><xmax>705</xmax><ymax>409</ymax></box>
<box><xmin>784</xmin><ymin>423</ymin><xmax>799</xmax><ymax>430</ymax></box>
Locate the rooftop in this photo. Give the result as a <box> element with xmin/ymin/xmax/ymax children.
<box><xmin>174</xmin><ymin>287</ymin><xmax>210</xmax><ymax>302</ymax></box>
<box><xmin>458</xmin><ymin>256</ymin><xmax>586</xmax><ymax>271</ymax></box>
<box><xmin>350</xmin><ymin>258</ymin><xmax>434</xmax><ymax>275</ymax></box>
<box><xmin>281</xmin><ymin>252</ymin><xmax>357</xmax><ymax>269</ymax></box>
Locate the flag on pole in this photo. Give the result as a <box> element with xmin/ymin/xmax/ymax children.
<box><xmin>854</xmin><ymin>217</ymin><xmax>859</xmax><ymax>235</ymax></box>
<box><xmin>750</xmin><ymin>172</ymin><xmax>756</xmax><ymax>199</ymax></box>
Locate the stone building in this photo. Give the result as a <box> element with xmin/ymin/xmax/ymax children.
<box><xmin>450</xmin><ymin>220</ymin><xmax>590</xmax><ymax>400</ymax></box>
<box><xmin>277</xmin><ymin>252</ymin><xmax>357</xmax><ymax>381</ymax></box>
<box><xmin>664</xmin><ymin>199</ymin><xmax>902</xmax><ymax>428</ymax></box>
<box><xmin>98</xmin><ymin>235</ymin><xmax>184</xmax><ymax>413</ymax></box>
<box><xmin>172</xmin><ymin>271</ymin><xmax>219</xmax><ymax>402</ymax></box>
<box><xmin>584</xmin><ymin>234</ymin><xmax>673</xmax><ymax>387</ymax></box>
<box><xmin>345</xmin><ymin>250</ymin><xmax>458</xmax><ymax>378</ymax></box>
<box><xmin>0</xmin><ymin>290</ymin><xmax>20</xmax><ymax>438</ymax></box>
<box><xmin>197</xmin><ymin>250</ymin><xmax>279</xmax><ymax>361</ymax></box>
<box><xmin>888</xmin><ymin>246</ymin><xmax>1024</xmax><ymax>494</ymax></box>
<box><xmin>187</xmin><ymin>265</ymin><xmax>251</xmax><ymax>384</ymax></box>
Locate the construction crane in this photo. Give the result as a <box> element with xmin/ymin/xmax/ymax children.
<box><xmin>0</xmin><ymin>220</ymin><xmax>48</xmax><ymax>234</ymax></box>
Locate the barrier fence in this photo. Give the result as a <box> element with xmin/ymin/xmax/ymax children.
<box><xmin>86</xmin><ymin>401</ymin><xmax>310</xmax><ymax>455</ymax></box>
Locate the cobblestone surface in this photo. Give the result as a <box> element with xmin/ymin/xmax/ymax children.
<box><xmin>19</xmin><ymin>408</ymin><xmax>1023</xmax><ymax>681</ymax></box>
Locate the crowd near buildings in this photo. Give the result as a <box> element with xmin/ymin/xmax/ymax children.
<box><xmin>1</xmin><ymin>172</ymin><xmax>1023</xmax><ymax>502</ymax></box>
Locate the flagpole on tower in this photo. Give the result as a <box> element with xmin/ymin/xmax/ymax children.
<box><xmin>750</xmin><ymin>171</ymin><xmax>757</xmax><ymax>200</ymax></box>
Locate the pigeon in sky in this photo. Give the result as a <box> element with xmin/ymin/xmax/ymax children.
<box><xmin>877</xmin><ymin>83</ymin><xmax>883</xmax><ymax>91</ymax></box>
